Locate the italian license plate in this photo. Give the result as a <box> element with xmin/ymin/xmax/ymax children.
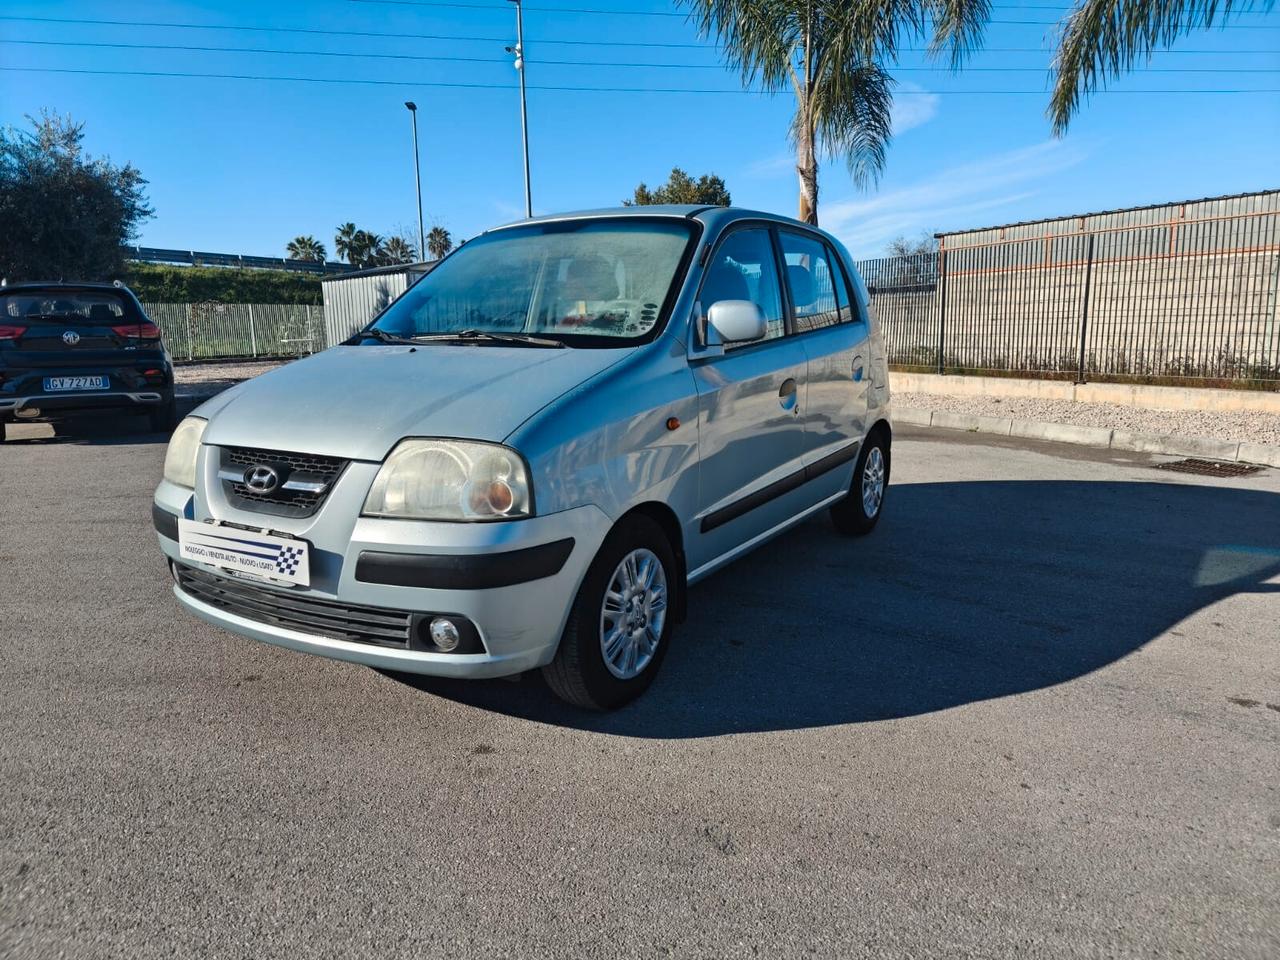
<box><xmin>178</xmin><ymin>519</ymin><xmax>311</xmax><ymax>587</ymax></box>
<box><xmin>44</xmin><ymin>375</ymin><xmax>109</xmax><ymax>391</ymax></box>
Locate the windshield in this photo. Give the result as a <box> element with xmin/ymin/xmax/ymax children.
<box><xmin>369</xmin><ymin>218</ymin><xmax>696</xmax><ymax>346</ymax></box>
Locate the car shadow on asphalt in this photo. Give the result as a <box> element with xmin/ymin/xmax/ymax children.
<box><xmin>3</xmin><ymin>418</ymin><xmax>169</xmax><ymax>446</ymax></box>
<box><xmin>385</xmin><ymin>479</ymin><xmax>1280</xmax><ymax>737</ymax></box>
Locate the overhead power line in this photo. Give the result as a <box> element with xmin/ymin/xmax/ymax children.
<box><xmin>2</xmin><ymin>16</ymin><xmax>1275</xmax><ymax>53</ymax></box>
<box><xmin>339</xmin><ymin>0</ymin><xmax>1280</xmax><ymax>26</ymax></box>
<box><xmin>4</xmin><ymin>65</ymin><xmax>1277</xmax><ymax>95</ymax></box>
<box><xmin>5</xmin><ymin>38</ymin><xmax>1279</xmax><ymax>72</ymax></box>
<box><xmin>0</xmin><ymin>15</ymin><xmax>697</xmax><ymax>48</ymax></box>
<box><xmin>343</xmin><ymin>0</ymin><xmax>1280</xmax><ymax>22</ymax></box>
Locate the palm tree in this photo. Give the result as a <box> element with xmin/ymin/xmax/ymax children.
<box><xmin>682</xmin><ymin>1</ymin><xmax>986</xmax><ymax>225</ymax></box>
<box><xmin>286</xmin><ymin>235</ymin><xmax>326</xmax><ymax>262</ymax></box>
<box><xmin>1050</xmin><ymin>0</ymin><xmax>1275</xmax><ymax>133</ymax></box>
<box><xmin>382</xmin><ymin>235</ymin><xmax>417</xmax><ymax>265</ymax></box>
<box><xmin>349</xmin><ymin>230</ymin><xmax>384</xmax><ymax>268</ymax></box>
<box><xmin>426</xmin><ymin>226</ymin><xmax>453</xmax><ymax>261</ymax></box>
<box><xmin>334</xmin><ymin>222</ymin><xmax>359</xmax><ymax>265</ymax></box>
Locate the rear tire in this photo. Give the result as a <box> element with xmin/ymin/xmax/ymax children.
<box><xmin>0</xmin><ymin>420</ymin><xmax>6</xmax><ymax>442</ymax></box>
<box><xmin>542</xmin><ymin>514</ymin><xmax>676</xmax><ymax>710</ymax></box>
<box><xmin>830</xmin><ymin>431</ymin><xmax>889</xmax><ymax>536</ymax></box>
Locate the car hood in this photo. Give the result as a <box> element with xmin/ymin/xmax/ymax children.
<box><xmin>199</xmin><ymin>344</ymin><xmax>629</xmax><ymax>460</ymax></box>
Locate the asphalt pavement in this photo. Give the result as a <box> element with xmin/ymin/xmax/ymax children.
<box><xmin>1</xmin><ymin>420</ymin><xmax>1277</xmax><ymax>959</ymax></box>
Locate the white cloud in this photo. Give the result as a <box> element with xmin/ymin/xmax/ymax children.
<box><xmin>889</xmin><ymin>83</ymin><xmax>940</xmax><ymax>136</ymax></box>
<box><xmin>822</xmin><ymin>140</ymin><xmax>1090</xmax><ymax>257</ymax></box>
<box><xmin>491</xmin><ymin>198</ymin><xmax>527</xmax><ymax>222</ymax></box>
<box><xmin>744</xmin><ymin>152</ymin><xmax>795</xmax><ymax>179</ymax></box>
<box><xmin>743</xmin><ymin>83</ymin><xmax>939</xmax><ymax>181</ymax></box>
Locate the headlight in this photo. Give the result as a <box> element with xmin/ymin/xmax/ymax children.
<box><xmin>162</xmin><ymin>416</ymin><xmax>207</xmax><ymax>488</ymax></box>
<box><xmin>363</xmin><ymin>439</ymin><xmax>532</xmax><ymax>521</ymax></box>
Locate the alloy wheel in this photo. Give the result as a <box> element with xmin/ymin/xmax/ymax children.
<box><xmin>599</xmin><ymin>548</ymin><xmax>668</xmax><ymax>680</ymax></box>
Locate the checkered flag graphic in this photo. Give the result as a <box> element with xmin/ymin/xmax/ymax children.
<box><xmin>275</xmin><ymin>546</ymin><xmax>304</xmax><ymax>576</ymax></box>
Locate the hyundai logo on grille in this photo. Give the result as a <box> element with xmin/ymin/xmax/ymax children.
<box><xmin>62</xmin><ymin>330</ymin><xmax>81</xmax><ymax>345</ymax></box>
<box><xmin>244</xmin><ymin>465</ymin><xmax>281</xmax><ymax>494</ymax></box>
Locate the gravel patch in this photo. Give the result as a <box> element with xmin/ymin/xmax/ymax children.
<box><xmin>897</xmin><ymin>391</ymin><xmax>1280</xmax><ymax>446</ymax></box>
<box><xmin>173</xmin><ymin>360</ymin><xmax>290</xmax><ymax>398</ymax></box>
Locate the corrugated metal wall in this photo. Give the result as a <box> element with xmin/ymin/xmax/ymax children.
<box><xmin>862</xmin><ymin>190</ymin><xmax>1280</xmax><ymax>384</ymax></box>
<box><xmin>321</xmin><ymin>263</ymin><xmax>434</xmax><ymax>347</ymax></box>
<box><xmin>939</xmin><ymin>190</ymin><xmax>1280</xmax><ymax>248</ymax></box>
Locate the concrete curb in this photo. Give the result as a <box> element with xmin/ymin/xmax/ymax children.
<box><xmin>899</xmin><ymin>406</ymin><xmax>1280</xmax><ymax>469</ymax></box>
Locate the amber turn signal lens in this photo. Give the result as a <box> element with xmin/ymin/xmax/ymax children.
<box><xmin>666</xmin><ymin>417</ymin><xmax>680</xmax><ymax>431</ymax></box>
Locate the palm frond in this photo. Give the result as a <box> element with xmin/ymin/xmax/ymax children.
<box><xmin>813</xmin><ymin>62</ymin><xmax>896</xmax><ymax>188</ymax></box>
<box><xmin>1049</xmin><ymin>0</ymin><xmax>1271</xmax><ymax>134</ymax></box>
<box><xmin>681</xmin><ymin>0</ymin><xmax>802</xmax><ymax>91</ymax></box>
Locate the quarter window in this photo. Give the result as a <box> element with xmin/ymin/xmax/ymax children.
<box><xmin>780</xmin><ymin>232</ymin><xmax>851</xmax><ymax>332</ymax></box>
<box><xmin>699</xmin><ymin>228</ymin><xmax>786</xmax><ymax>345</ymax></box>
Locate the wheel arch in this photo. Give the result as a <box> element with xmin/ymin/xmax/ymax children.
<box><xmin>868</xmin><ymin>417</ymin><xmax>892</xmax><ymax>450</ymax></box>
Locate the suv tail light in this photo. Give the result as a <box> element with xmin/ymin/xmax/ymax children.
<box><xmin>111</xmin><ymin>322</ymin><xmax>161</xmax><ymax>339</ymax></box>
<box><xmin>0</xmin><ymin>324</ymin><xmax>27</xmax><ymax>340</ymax></box>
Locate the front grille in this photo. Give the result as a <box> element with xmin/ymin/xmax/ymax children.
<box><xmin>220</xmin><ymin>445</ymin><xmax>348</xmax><ymax>517</ymax></box>
<box><xmin>175</xmin><ymin>563</ymin><xmax>412</xmax><ymax>648</ymax></box>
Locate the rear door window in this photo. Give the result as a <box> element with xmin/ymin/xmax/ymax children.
<box><xmin>779</xmin><ymin>232</ymin><xmax>853</xmax><ymax>332</ymax></box>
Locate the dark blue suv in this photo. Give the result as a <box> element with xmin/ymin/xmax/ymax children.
<box><xmin>0</xmin><ymin>281</ymin><xmax>175</xmax><ymax>441</ymax></box>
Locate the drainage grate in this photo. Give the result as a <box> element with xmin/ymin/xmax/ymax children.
<box><xmin>1153</xmin><ymin>458</ymin><xmax>1263</xmax><ymax>478</ymax></box>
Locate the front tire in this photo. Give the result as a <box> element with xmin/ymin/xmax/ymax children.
<box><xmin>830</xmin><ymin>431</ymin><xmax>889</xmax><ymax>536</ymax></box>
<box><xmin>542</xmin><ymin>514</ymin><xmax>676</xmax><ymax>710</ymax></box>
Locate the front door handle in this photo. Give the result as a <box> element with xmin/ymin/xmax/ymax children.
<box><xmin>778</xmin><ymin>377</ymin><xmax>798</xmax><ymax>413</ymax></box>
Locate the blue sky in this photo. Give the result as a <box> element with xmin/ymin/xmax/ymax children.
<box><xmin>2</xmin><ymin>0</ymin><xmax>1277</xmax><ymax>257</ymax></box>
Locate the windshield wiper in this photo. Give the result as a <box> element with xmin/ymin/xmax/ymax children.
<box><xmin>410</xmin><ymin>329</ymin><xmax>566</xmax><ymax>348</ymax></box>
<box><xmin>346</xmin><ymin>328</ymin><xmax>417</xmax><ymax>346</ymax></box>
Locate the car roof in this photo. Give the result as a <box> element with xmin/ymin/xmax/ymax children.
<box><xmin>486</xmin><ymin>205</ymin><xmax>817</xmax><ymax>235</ymax></box>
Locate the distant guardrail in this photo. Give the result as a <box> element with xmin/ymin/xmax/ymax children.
<box><xmin>123</xmin><ymin>246</ymin><xmax>356</xmax><ymax>276</ymax></box>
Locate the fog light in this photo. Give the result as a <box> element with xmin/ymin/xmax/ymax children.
<box><xmin>429</xmin><ymin>617</ymin><xmax>461</xmax><ymax>652</ymax></box>
<box><xmin>15</xmin><ymin>407</ymin><xmax>40</xmax><ymax>419</ymax></box>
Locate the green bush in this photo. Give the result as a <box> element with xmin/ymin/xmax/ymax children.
<box><xmin>120</xmin><ymin>262</ymin><xmax>322</xmax><ymax>305</ymax></box>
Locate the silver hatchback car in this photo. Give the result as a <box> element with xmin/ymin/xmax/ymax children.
<box><xmin>153</xmin><ymin>206</ymin><xmax>892</xmax><ymax>708</ymax></box>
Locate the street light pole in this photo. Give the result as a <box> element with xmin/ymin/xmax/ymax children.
<box><xmin>508</xmin><ymin>0</ymin><xmax>532</xmax><ymax>218</ymax></box>
<box><xmin>404</xmin><ymin>101</ymin><xmax>425</xmax><ymax>259</ymax></box>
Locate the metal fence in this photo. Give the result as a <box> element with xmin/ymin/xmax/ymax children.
<box><xmin>857</xmin><ymin>208</ymin><xmax>1280</xmax><ymax>386</ymax></box>
<box><xmin>143</xmin><ymin>303</ymin><xmax>326</xmax><ymax>360</ymax></box>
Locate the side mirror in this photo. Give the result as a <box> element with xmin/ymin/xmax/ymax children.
<box><xmin>706</xmin><ymin>299</ymin><xmax>766</xmax><ymax>346</ymax></box>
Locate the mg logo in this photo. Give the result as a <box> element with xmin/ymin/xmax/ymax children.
<box><xmin>62</xmin><ymin>330</ymin><xmax>81</xmax><ymax>345</ymax></box>
<box><xmin>243</xmin><ymin>465</ymin><xmax>281</xmax><ymax>494</ymax></box>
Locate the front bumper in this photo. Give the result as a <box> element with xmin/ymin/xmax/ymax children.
<box><xmin>153</xmin><ymin>478</ymin><xmax>612</xmax><ymax>678</ymax></box>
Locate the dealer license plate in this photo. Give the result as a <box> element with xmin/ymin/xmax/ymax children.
<box><xmin>44</xmin><ymin>375</ymin><xmax>109</xmax><ymax>391</ymax></box>
<box><xmin>178</xmin><ymin>519</ymin><xmax>311</xmax><ymax>587</ymax></box>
